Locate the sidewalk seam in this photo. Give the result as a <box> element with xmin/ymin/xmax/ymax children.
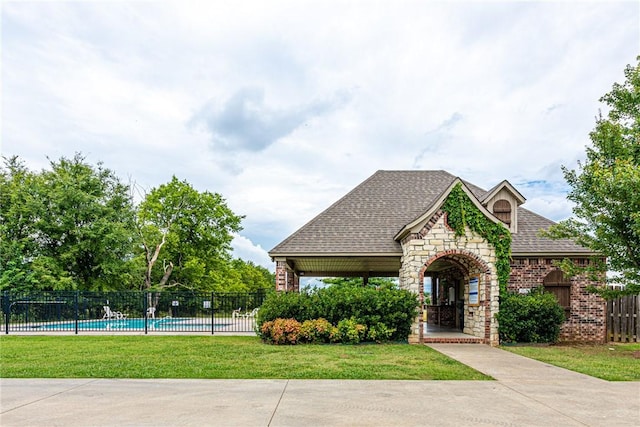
<box><xmin>497</xmin><ymin>381</ymin><xmax>590</xmax><ymax>426</ymax></box>
<box><xmin>0</xmin><ymin>379</ymin><xmax>100</xmax><ymax>415</ymax></box>
<box><xmin>267</xmin><ymin>379</ymin><xmax>289</xmax><ymax>426</ymax></box>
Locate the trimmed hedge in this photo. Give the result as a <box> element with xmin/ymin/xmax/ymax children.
<box><xmin>496</xmin><ymin>288</ymin><xmax>565</xmax><ymax>343</ymax></box>
<box><xmin>256</xmin><ymin>285</ymin><xmax>419</xmax><ymax>342</ymax></box>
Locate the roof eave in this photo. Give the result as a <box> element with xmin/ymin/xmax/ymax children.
<box><xmin>269</xmin><ymin>252</ymin><xmax>402</xmax><ymax>260</ymax></box>
<box><xmin>511</xmin><ymin>251</ymin><xmax>602</xmax><ymax>257</ymax></box>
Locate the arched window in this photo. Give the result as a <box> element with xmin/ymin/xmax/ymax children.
<box><xmin>493</xmin><ymin>199</ymin><xmax>512</xmax><ymax>225</ymax></box>
<box><xmin>543</xmin><ymin>269</ymin><xmax>571</xmax><ymax>315</ymax></box>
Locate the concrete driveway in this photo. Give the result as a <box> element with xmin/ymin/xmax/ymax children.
<box><xmin>1</xmin><ymin>344</ymin><xmax>638</xmax><ymax>426</ymax></box>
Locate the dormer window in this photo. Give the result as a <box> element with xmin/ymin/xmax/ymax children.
<box><xmin>493</xmin><ymin>199</ymin><xmax>512</xmax><ymax>225</ymax></box>
<box><xmin>480</xmin><ymin>181</ymin><xmax>524</xmax><ymax>233</ymax></box>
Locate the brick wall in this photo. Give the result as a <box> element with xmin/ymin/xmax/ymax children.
<box><xmin>509</xmin><ymin>258</ymin><xmax>606</xmax><ymax>342</ymax></box>
<box><xmin>275</xmin><ymin>260</ymin><xmax>299</xmax><ymax>292</ymax></box>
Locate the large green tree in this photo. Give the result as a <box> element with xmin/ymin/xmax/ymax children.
<box><xmin>2</xmin><ymin>155</ymin><xmax>268</xmax><ymax>293</ymax></box>
<box><xmin>135</xmin><ymin>176</ymin><xmax>244</xmax><ymax>291</ymax></box>
<box><xmin>0</xmin><ymin>157</ymin><xmax>43</xmax><ymax>291</ymax></box>
<box><xmin>205</xmin><ymin>258</ymin><xmax>274</xmax><ymax>293</ymax></box>
<box><xmin>0</xmin><ymin>154</ymin><xmax>136</xmax><ymax>291</ymax></box>
<box><xmin>546</xmin><ymin>58</ymin><xmax>640</xmax><ymax>296</ymax></box>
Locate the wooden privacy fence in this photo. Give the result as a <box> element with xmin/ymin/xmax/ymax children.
<box><xmin>607</xmin><ymin>294</ymin><xmax>639</xmax><ymax>342</ymax></box>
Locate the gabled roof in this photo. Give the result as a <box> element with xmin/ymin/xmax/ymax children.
<box><xmin>393</xmin><ymin>177</ymin><xmax>502</xmax><ymax>241</ymax></box>
<box><xmin>481</xmin><ymin>180</ymin><xmax>526</xmax><ymax>205</ymax></box>
<box><xmin>269</xmin><ymin>170</ymin><xmax>593</xmax><ymax>257</ymax></box>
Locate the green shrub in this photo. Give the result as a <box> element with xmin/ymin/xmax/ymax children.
<box><xmin>256</xmin><ymin>291</ymin><xmax>313</xmax><ymax>326</ymax></box>
<box><xmin>336</xmin><ymin>317</ymin><xmax>367</xmax><ymax>344</ymax></box>
<box><xmin>367</xmin><ymin>322</ymin><xmax>395</xmax><ymax>343</ymax></box>
<box><xmin>259</xmin><ymin>318</ymin><xmax>302</xmax><ymax>345</ymax></box>
<box><xmin>496</xmin><ymin>288</ymin><xmax>565</xmax><ymax>343</ymax></box>
<box><xmin>299</xmin><ymin>318</ymin><xmax>334</xmax><ymax>343</ymax></box>
<box><xmin>257</xmin><ymin>284</ymin><xmax>418</xmax><ymax>342</ymax></box>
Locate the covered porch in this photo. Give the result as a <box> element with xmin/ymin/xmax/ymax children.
<box><xmin>273</xmin><ymin>254</ymin><xmax>401</xmax><ymax>292</ymax></box>
<box><xmin>272</xmin><ymin>253</ymin><xmax>484</xmax><ymax>344</ymax></box>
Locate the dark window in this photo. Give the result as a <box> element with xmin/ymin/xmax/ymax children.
<box><xmin>543</xmin><ymin>270</ymin><xmax>571</xmax><ymax>315</ymax></box>
<box><xmin>493</xmin><ymin>199</ymin><xmax>511</xmax><ymax>225</ymax></box>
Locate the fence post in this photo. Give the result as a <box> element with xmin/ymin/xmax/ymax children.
<box><xmin>3</xmin><ymin>291</ymin><xmax>9</xmax><ymax>335</ymax></box>
<box><xmin>74</xmin><ymin>291</ymin><xmax>79</xmax><ymax>335</ymax></box>
<box><xmin>144</xmin><ymin>292</ymin><xmax>148</xmax><ymax>335</ymax></box>
<box><xmin>211</xmin><ymin>292</ymin><xmax>215</xmax><ymax>335</ymax></box>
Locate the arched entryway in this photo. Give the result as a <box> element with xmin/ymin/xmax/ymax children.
<box><xmin>418</xmin><ymin>250</ymin><xmax>495</xmax><ymax>344</ymax></box>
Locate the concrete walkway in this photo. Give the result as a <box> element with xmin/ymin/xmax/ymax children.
<box><xmin>1</xmin><ymin>344</ymin><xmax>638</xmax><ymax>426</ymax></box>
<box><xmin>427</xmin><ymin>344</ymin><xmax>640</xmax><ymax>426</ymax></box>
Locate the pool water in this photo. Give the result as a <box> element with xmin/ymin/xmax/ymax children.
<box><xmin>34</xmin><ymin>318</ymin><xmax>232</xmax><ymax>331</ymax></box>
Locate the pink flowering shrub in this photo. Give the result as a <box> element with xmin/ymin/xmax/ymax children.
<box><xmin>260</xmin><ymin>318</ymin><xmax>301</xmax><ymax>345</ymax></box>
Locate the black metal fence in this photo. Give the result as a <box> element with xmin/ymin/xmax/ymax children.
<box><xmin>1</xmin><ymin>290</ymin><xmax>267</xmax><ymax>334</ymax></box>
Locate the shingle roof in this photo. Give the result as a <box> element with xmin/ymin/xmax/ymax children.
<box><xmin>269</xmin><ymin>170</ymin><xmax>592</xmax><ymax>256</ymax></box>
<box><xmin>512</xmin><ymin>208</ymin><xmax>591</xmax><ymax>254</ymax></box>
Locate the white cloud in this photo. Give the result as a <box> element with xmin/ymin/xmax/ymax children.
<box><xmin>2</xmin><ymin>0</ymin><xmax>639</xmax><ymax>262</ymax></box>
<box><xmin>524</xmin><ymin>197</ymin><xmax>574</xmax><ymax>223</ymax></box>
<box><xmin>231</xmin><ymin>234</ymin><xmax>273</xmax><ymax>271</ymax></box>
<box><xmin>190</xmin><ymin>87</ymin><xmax>352</xmax><ymax>158</ymax></box>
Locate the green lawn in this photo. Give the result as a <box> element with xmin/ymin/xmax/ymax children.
<box><xmin>502</xmin><ymin>342</ymin><xmax>640</xmax><ymax>381</ymax></box>
<box><xmin>0</xmin><ymin>335</ymin><xmax>490</xmax><ymax>380</ymax></box>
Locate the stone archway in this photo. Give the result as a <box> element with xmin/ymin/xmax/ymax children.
<box><xmin>418</xmin><ymin>250</ymin><xmax>496</xmax><ymax>345</ymax></box>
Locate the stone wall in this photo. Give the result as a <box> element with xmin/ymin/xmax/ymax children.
<box><xmin>509</xmin><ymin>258</ymin><xmax>606</xmax><ymax>342</ymax></box>
<box><xmin>399</xmin><ymin>212</ymin><xmax>500</xmax><ymax>345</ymax></box>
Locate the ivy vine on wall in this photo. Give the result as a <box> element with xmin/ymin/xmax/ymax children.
<box><xmin>441</xmin><ymin>183</ymin><xmax>512</xmax><ymax>294</ymax></box>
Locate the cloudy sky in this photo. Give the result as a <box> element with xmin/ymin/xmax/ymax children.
<box><xmin>2</xmin><ymin>0</ymin><xmax>639</xmax><ymax>271</ymax></box>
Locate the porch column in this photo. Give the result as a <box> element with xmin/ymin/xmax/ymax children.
<box><xmin>275</xmin><ymin>258</ymin><xmax>299</xmax><ymax>292</ymax></box>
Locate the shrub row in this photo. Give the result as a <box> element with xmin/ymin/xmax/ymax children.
<box><xmin>496</xmin><ymin>287</ymin><xmax>565</xmax><ymax>343</ymax></box>
<box><xmin>260</xmin><ymin>317</ymin><xmax>395</xmax><ymax>345</ymax></box>
<box><xmin>256</xmin><ymin>285</ymin><xmax>419</xmax><ymax>342</ymax></box>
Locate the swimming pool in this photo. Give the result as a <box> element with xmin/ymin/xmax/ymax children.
<box><xmin>29</xmin><ymin>317</ymin><xmax>234</xmax><ymax>331</ymax></box>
